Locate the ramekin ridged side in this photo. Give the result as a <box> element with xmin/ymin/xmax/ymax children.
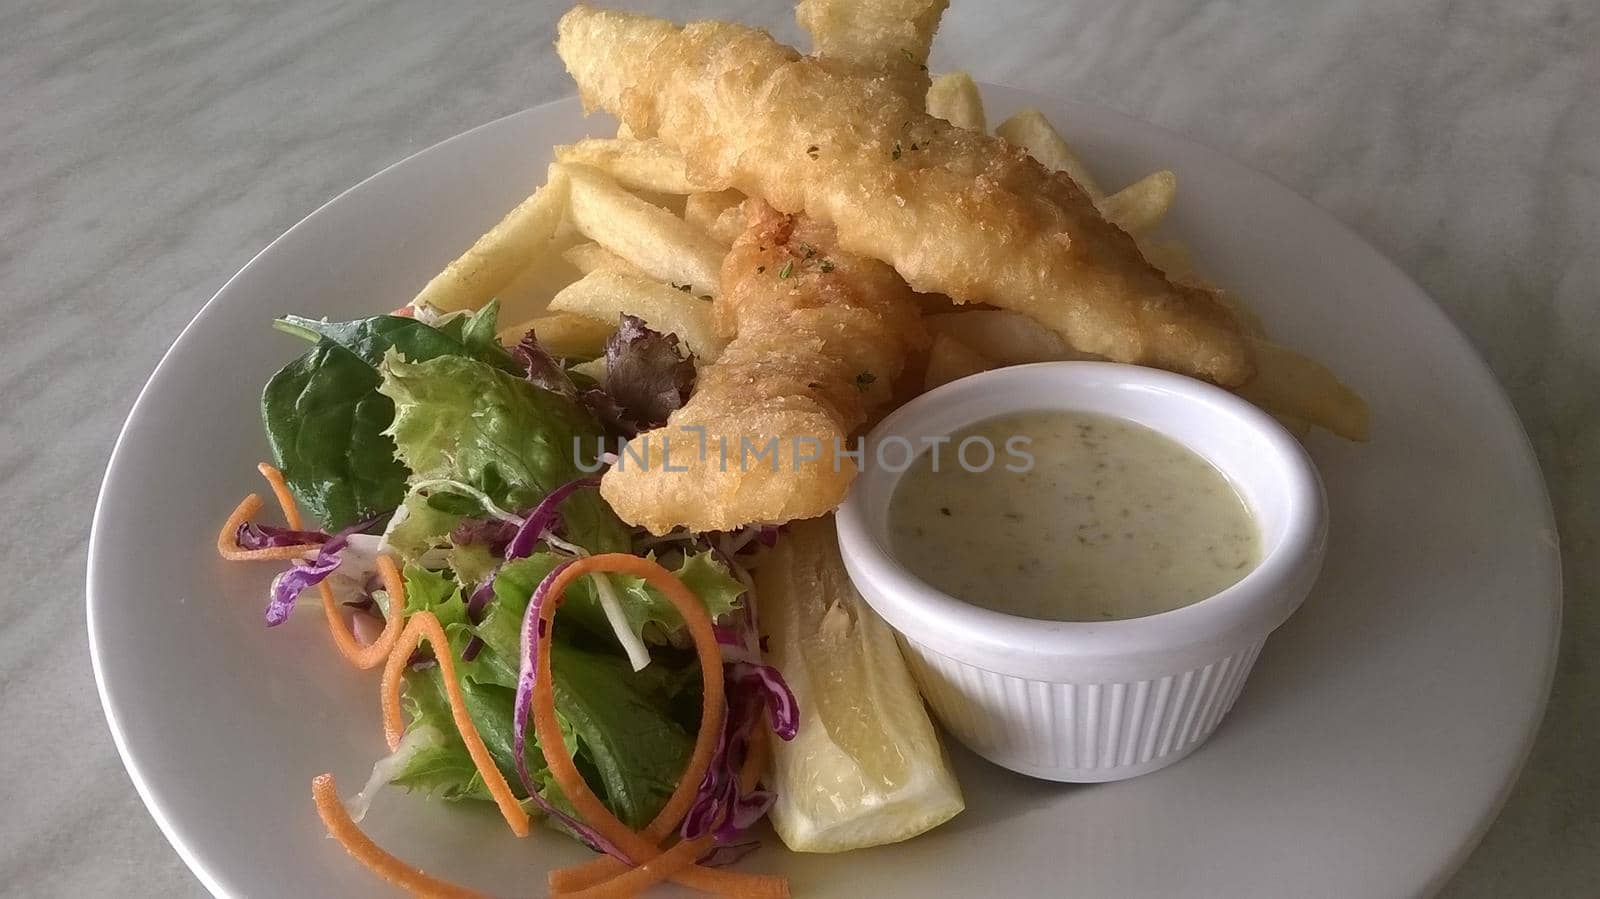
<box><xmin>899</xmin><ymin>636</ymin><xmax>1266</xmax><ymax>782</ymax></box>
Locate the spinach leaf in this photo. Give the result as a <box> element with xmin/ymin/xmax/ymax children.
<box><xmin>275</xmin><ymin>300</ymin><xmax>518</xmax><ymax>374</ymax></box>
<box><xmin>260</xmin><ymin>340</ymin><xmax>408</xmax><ymax>528</ymax></box>
<box><xmin>262</xmin><ymin>303</ymin><xmax>521</xmax><ymax>529</ymax></box>
<box><xmin>275</xmin><ymin>315</ymin><xmax>468</xmax><ymax>367</ymax></box>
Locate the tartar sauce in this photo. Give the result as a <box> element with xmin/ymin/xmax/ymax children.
<box><xmin>887</xmin><ymin>410</ymin><xmax>1259</xmax><ymax>621</ymax></box>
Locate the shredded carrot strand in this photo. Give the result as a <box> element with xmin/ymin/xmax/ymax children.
<box><xmin>549</xmin><ymin>844</ymin><xmax>631</xmax><ymax>890</ymax></box>
<box><xmin>217</xmin><ymin>493</ymin><xmax>324</xmax><ymax>560</ymax></box>
<box><xmin>380</xmin><ymin>638</ymin><xmax>409</xmax><ymax>751</ymax></box>
<box><xmin>381</xmin><ymin>611</ymin><xmax>531</xmax><ymax>837</ymax></box>
<box><xmin>534</xmin><ymin>555</ymin><xmax>723</xmax><ymax>839</ymax></box>
<box><xmin>561</xmin><ymin>835</ymin><xmax>718</xmax><ymax>899</ymax></box>
<box><xmin>551</xmin><ymin>731</ymin><xmax>777</xmax><ymax>896</ymax></box>
<box><xmin>216</xmin><ymin>494</ymin><xmax>325</xmax><ymax>561</ymax></box>
<box><xmin>532</xmin><ymin>555</ymin><xmax>788</xmax><ymax>898</ymax></box>
<box><xmin>312</xmin><ymin>773</ymin><xmax>488</xmax><ymax>899</ymax></box>
<box><xmin>321</xmin><ymin>556</ymin><xmax>407</xmax><ymax>670</ymax></box>
<box><xmin>256</xmin><ymin>462</ymin><xmax>304</xmax><ymax>530</ymax></box>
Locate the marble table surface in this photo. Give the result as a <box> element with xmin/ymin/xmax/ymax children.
<box><xmin>5</xmin><ymin>0</ymin><xmax>1594</xmax><ymax>895</ymax></box>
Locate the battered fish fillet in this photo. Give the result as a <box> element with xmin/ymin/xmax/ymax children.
<box><xmin>556</xmin><ymin>5</ymin><xmax>1254</xmax><ymax>386</ymax></box>
<box><xmin>795</xmin><ymin>0</ymin><xmax>948</xmax><ymax>103</ymax></box>
<box><xmin>600</xmin><ymin>203</ymin><xmax>927</xmax><ymax>534</ymax></box>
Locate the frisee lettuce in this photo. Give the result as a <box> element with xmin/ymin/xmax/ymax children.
<box><xmin>482</xmin><ymin>550</ymin><xmax>742</xmax><ymax>650</ymax></box>
<box><xmin>377</xmin><ymin>351</ymin><xmax>628</xmax><ymax>554</ymax></box>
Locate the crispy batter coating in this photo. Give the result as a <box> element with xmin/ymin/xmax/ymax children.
<box><xmin>795</xmin><ymin>0</ymin><xmax>948</xmax><ymax>102</ymax></box>
<box><xmin>557</xmin><ymin>5</ymin><xmax>1254</xmax><ymax>385</ymax></box>
<box><xmin>600</xmin><ymin>203</ymin><xmax>927</xmax><ymax>534</ymax></box>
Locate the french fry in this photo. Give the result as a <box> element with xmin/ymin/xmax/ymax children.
<box><xmin>684</xmin><ymin>190</ymin><xmax>747</xmax><ymax>246</ymax></box>
<box><xmin>1100</xmin><ymin>170</ymin><xmax>1177</xmax><ymax>235</ymax></box>
<box><xmin>487</xmin><ymin>220</ymin><xmax>589</xmax><ymax>323</ymax></box>
<box><xmin>1141</xmin><ymin>238</ymin><xmax>1195</xmax><ymax>283</ymax></box>
<box><xmin>559</xmin><ymin>162</ymin><xmax>726</xmax><ymax>296</ymax></box>
<box><xmin>616</xmin><ymin>121</ymin><xmax>636</xmax><ymax>140</ymax></box>
<box><xmin>495</xmin><ymin>311</ymin><xmax>616</xmax><ymax>359</ymax></box>
<box><xmin>562</xmin><ymin>241</ymin><xmax>647</xmax><ymax>278</ymax></box>
<box><xmin>923</xmin><ymin>333</ymin><xmax>994</xmax><ymax>391</ymax></box>
<box><xmin>923</xmin><ymin>309</ymin><xmax>1103</xmax><ymax>366</ymax></box>
<box><xmin>1212</xmin><ymin>288</ymin><xmax>1268</xmax><ymax>338</ymax></box>
<box><xmin>642</xmin><ymin>190</ymin><xmax>689</xmax><ymax>218</ymax></box>
<box><xmin>1270</xmin><ymin>411</ymin><xmax>1313</xmax><ymax>440</ymax></box>
<box><xmin>926</xmin><ymin>72</ymin><xmax>985</xmax><ymax>132</ymax></box>
<box><xmin>994</xmin><ymin>109</ymin><xmax>1103</xmax><ymax>199</ymax></box>
<box><xmin>926</xmin><ymin>309</ymin><xmax>1357</xmax><ymax>439</ymax></box>
<box><xmin>1235</xmin><ymin>338</ymin><xmax>1370</xmax><ymax>441</ymax></box>
<box><xmin>567</xmin><ymin>357</ymin><xmax>609</xmax><ymax>384</ymax></box>
<box><xmin>548</xmin><ymin>268</ymin><xmax>726</xmax><ymax>360</ymax></box>
<box><xmin>492</xmin><ymin>249</ymin><xmax>579</xmax><ymax>323</ymax></box>
<box><xmin>410</xmin><ymin>165</ymin><xmax>570</xmax><ymax>313</ymax></box>
<box><xmin>555</xmin><ymin>138</ymin><xmax>724</xmax><ymax>195</ymax></box>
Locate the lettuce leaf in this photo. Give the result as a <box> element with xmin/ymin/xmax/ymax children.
<box><xmin>378</xmin><ymin>353</ymin><xmax>628</xmax><ymax>554</ymax></box>
<box><xmin>669</xmin><ymin>553</ymin><xmax>747</xmax><ymax>629</ymax></box>
<box><xmin>263</xmin><ymin>302</ymin><xmax>515</xmax><ymax>529</ymax></box>
<box><xmin>390</xmin><ymin>565</ymin><xmax>548</xmax><ymax>800</ymax></box>
<box><xmin>338</xmin><ymin>321</ymin><xmax>737</xmax><ymax>837</ymax></box>
<box><xmin>401</xmin><ymin>564</ymin><xmax>469</xmax><ymax>629</ymax></box>
<box><xmin>275</xmin><ymin>309</ymin><xmax>511</xmax><ymax>373</ymax></box>
<box><xmin>382</xmin><ymin>490</ymin><xmax>464</xmax><ymax>562</ymax></box>
<box><xmin>481</xmin><ymin>551</ymin><xmax>741</xmax><ymax>651</ymax></box>
<box><xmin>445</xmin><ymin>541</ymin><xmax>500</xmax><ymax>592</ymax></box>
<box><xmin>399</xmin><ymin>564</ymin><xmax>518</xmax><ymax>687</ymax></box>
<box><xmin>392</xmin><ymin>666</ymin><xmax>523</xmax><ymax>802</ymax></box>
<box><xmin>547</xmin><ymin>641</ymin><xmax>694</xmax><ymax>829</ymax></box>
<box><xmin>597</xmin><ymin>314</ymin><xmax>695</xmax><ymax>434</ymax></box>
<box><xmin>456</xmin><ymin>303</ymin><xmax>519</xmax><ymax>372</ymax></box>
<box><xmin>388</xmin><ymin>624</ymin><xmax>695</xmax><ymax>830</ymax></box>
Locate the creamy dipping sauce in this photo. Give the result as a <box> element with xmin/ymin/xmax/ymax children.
<box><xmin>887</xmin><ymin>410</ymin><xmax>1260</xmax><ymax>621</ymax></box>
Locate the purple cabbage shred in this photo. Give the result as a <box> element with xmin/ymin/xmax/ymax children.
<box><xmin>262</xmin><ymin>515</ymin><xmax>381</xmax><ymax>627</ymax></box>
<box><xmin>459</xmin><ymin>477</ymin><xmax>601</xmax><ymax>661</ymax></box>
<box><xmin>697</xmin><ymin>839</ymin><xmax>761</xmax><ymax>868</ymax></box>
<box><xmin>235</xmin><ymin>521</ymin><xmax>329</xmax><ymax>550</ymax></box>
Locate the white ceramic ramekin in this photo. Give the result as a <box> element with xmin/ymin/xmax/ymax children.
<box><xmin>836</xmin><ymin>362</ymin><xmax>1327</xmax><ymax>782</ymax></box>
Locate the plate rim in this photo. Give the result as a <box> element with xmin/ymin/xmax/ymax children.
<box><xmin>86</xmin><ymin>86</ymin><xmax>1563</xmax><ymax>898</ymax></box>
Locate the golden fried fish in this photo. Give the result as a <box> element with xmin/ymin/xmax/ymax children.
<box><xmin>557</xmin><ymin>5</ymin><xmax>1254</xmax><ymax>386</ymax></box>
<box><xmin>796</xmin><ymin>0</ymin><xmax>948</xmax><ymax>103</ymax></box>
<box><xmin>599</xmin><ymin>203</ymin><xmax>927</xmax><ymax>534</ymax></box>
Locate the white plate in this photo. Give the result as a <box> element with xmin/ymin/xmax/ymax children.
<box><xmin>88</xmin><ymin>86</ymin><xmax>1560</xmax><ymax>898</ymax></box>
